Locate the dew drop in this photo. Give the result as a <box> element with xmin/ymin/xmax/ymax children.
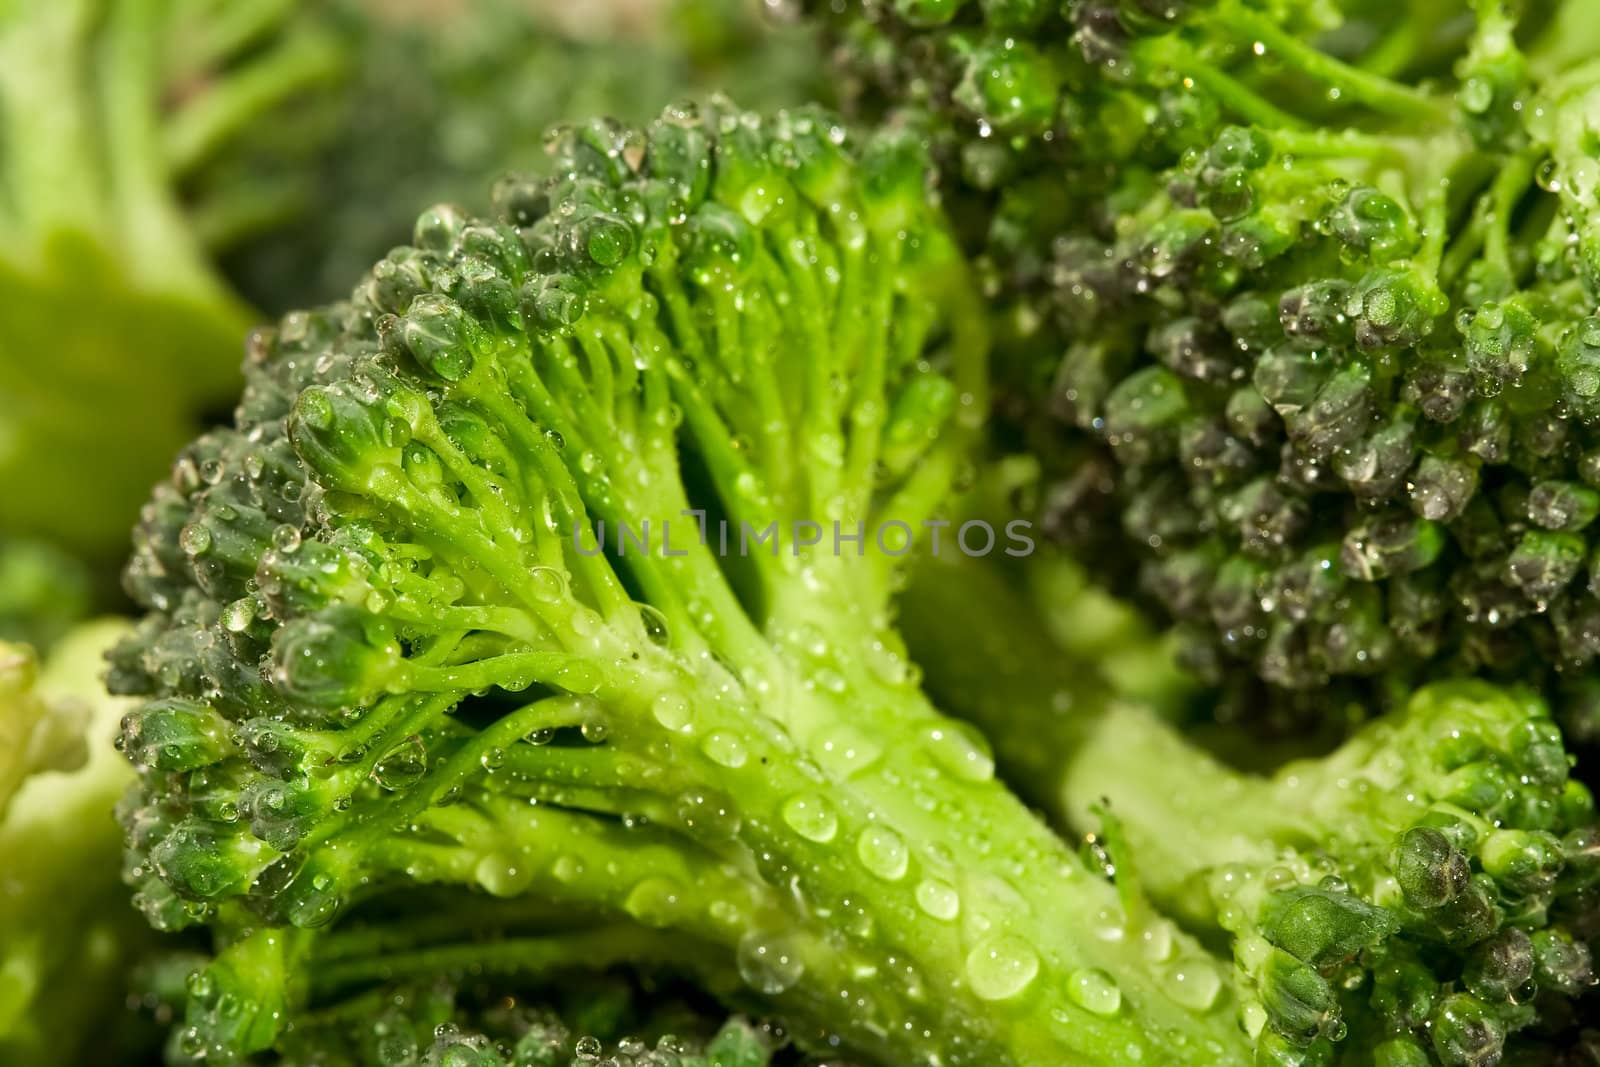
<box><xmin>652</xmin><ymin>691</ymin><xmax>693</xmax><ymax>732</ymax></box>
<box><xmin>528</xmin><ymin>566</ymin><xmax>569</xmax><ymax>603</ymax></box>
<box><xmin>639</xmin><ymin>604</ymin><xmax>672</xmax><ymax>647</ymax></box>
<box><xmin>966</xmin><ymin>936</ymin><xmax>1040</xmax><ymax>1001</ymax></box>
<box><xmin>371</xmin><ymin>736</ymin><xmax>428</xmax><ymax>791</ymax></box>
<box><xmin>915</xmin><ymin>879</ymin><xmax>961</xmax><ymax>921</ymax></box>
<box><xmin>221</xmin><ymin>597</ymin><xmax>255</xmax><ymax>633</ymax></box>
<box><xmin>736</xmin><ymin>931</ymin><xmax>806</xmax><ymax>995</ymax></box>
<box><xmin>179</xmin><ymin>524</ymin><xmax>212</xmax><ymax>556</ymax></box>
<box><xmin>473</xmin><ymin>852</ymin><xmax>533</xmax><ymax>896</ymax></box>
<box><xmin>701</xmin><ymin>731</ymin><xmax>748</xmax><ymax>768</ymax></box>
<box><xmin>856</xmin><ymin>826</ymin><xmax>909</xmax><ymax>881</ymax></box>
<box><xmin>1068</xmin><ymin>968</ymin><xmax>1123</xmax><ymax>1016</ymax></box>
<box><xmin>622</xmin><ymin>875</ymin><xmax>684</xmax><ymax>927</ymax></box>
<box><xmin>781</xmin><ymin>794</ymin><xmax>839</xmax><ymax>843</ymax></box>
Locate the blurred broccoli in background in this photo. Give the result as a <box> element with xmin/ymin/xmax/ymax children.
<box><xmin>0</xmin><ymin>621</ymin><xmax>161</xmax><ymax>1064</ymax></box>
<box><xmin>0</xmin><ymin>0</ymin><xmax>348</xmax><ymax>564</ymax></box>
<box><xmin>0</xmin><ymin>537</ymin><xmax>93</xmax><ymax>651</ymax></box>
<box><xmin>226</xmin><ymin>0</ymin><xmax>826</xmax><ymax>313</ymax></box>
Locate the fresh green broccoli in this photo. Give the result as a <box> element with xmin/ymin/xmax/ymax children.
<box><xmin>0</xmin><ymin>535</ymin><xmax>93</xmax><ymax>651</ymax></box>
<box><xmin>110</xmin><ymin>99</ymin><xmax>1256</xmax><ymax>1066</ymax></box>
<box><xmin>0</xmin><ymin>620</ymin><xmax>161</xmax><ymax>1063</ymax></box>
<box><xmin>250</xmin><ymin>975</ymin><xmax>825</xmax><ymax>1067</ymax></box>
<box><xmin>803</xmin><ymin>1</ymin><xmax>1600</xmax><ymax>730</ymax></box>
<box><xmin>901</xmin><ymin>547</ymin><xmax>1600</xmax><ymax>1067</ymax></box>
<box><xmin>0</xmin><ymin>0</ymin><xmax>346</xmax><ymax>560</ymax></box>
<box><xmin>227</xmin><ymin>0</ymin><xmax>827</xmax><ymax>314</ymax></box>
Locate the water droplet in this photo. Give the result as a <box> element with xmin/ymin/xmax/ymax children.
<box><xmin>652</xmin><ymin>691</ymin><xmax>693</xmax><ymax>732</ymax></box>
<box><xmin>856</xmin><ymin>826</ymin><xmax>909</xmax><ymax>881</ymax></box>
<box><xmin>221</xmin><ymin>597</ymin><xmax>255</xmax><ymax>633</ymax></box>
<box><xmin>473</xmin><ymin>852</ymin><xmax>533</xmax><ymax>896</ymax></box>
<box><xmin>529</xmin><ymin>566</ymin><xmax>569</xmax><ymax>603</ymax></box>
<box><xmin>185</xmin><ymin>970</ymin><xmax>216</xmax><ymax>1004</ymax></box>
<box><xmin>531</xmin><ymin>857</ymin><xmax>584</xmax><ymax>895</ymax></box>
<box><xmin>623</xmin><ymin>876</ymin><xmax>684</xmax><ymax>927</ymax></box>
<box><xmin>736</xmin><ymin>931</ymin><xmax>806</xmax><ymax>995</ymax></box>
<box><xmin>915</xmin><ymin>879</ymin><xmax>961</xmax><ymax>921</ymax></box>
<box><xmin>1068</xmin><ymin>968</ymin><xmax>1122</xmax><ymax>1015</ymax></box>
<box><xmin>966</xmin><ymin>936</ymin><xmax>1040</xmax><ymax>1001</ymax></box>
<box><xmin>179</xmin><ymin>523</ymin><xmax>212</xmax><ymax>556</ymax></box>
<box><xmin>272</xmin><ymin>525</ymin><xmax>302</xmax><ymax>552</ymax></box>
<box><xmin>371</xmin><ymin>736</ymin><xmax>427</xmax><ymax>791</ymax></box>
<box><xmin>702</xmin><ymin>731</ymin><xmax>748</xmax><ymax>768</ymax></box>
<box><xmin>639</xmin><ymin>604</ymin><xmax>671</xmax><ymax>647</ymax></box>
<box><xmin>781</xmin><ymin>795</ymin><xmax>838</xmax><ymax>843</ymax></box>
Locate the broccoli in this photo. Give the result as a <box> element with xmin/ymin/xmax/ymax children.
<box><xmin>253</xmin><ymin>974</ymin><xmax>830</xmax><ymax>1067</ymax></box>
<box><xmin>0</xmin><ymin>0</ymin><xmax>345</xmax><ymax>560</ymax></box>
<box><xmin>0</xmin><ymin>621</ymin><xmax>159</xmax><ymax>1063</ymax></box>
<box><xmin>0</xmin><ymin>535</ymin><xmax>93</xmax><ymax>651</ymax></box>
<box><xmin>802</xmin><ymin>1</ymin><xmax>1600</xmax><ymax>728</ymax></box>
<box><xmin>110</xmin><ymin>99</ymin><xmax>1255</xmax><ymax>1066</ymax></box>
<box><xmin>900</xmin><ymin>546</ymin><xmax>1600</xmax><ymax>1067</ymax></box>
<box><xmin>227</xmin><ymin>0</ymin><xmax>827</xmax><ymax>314</ymax></box>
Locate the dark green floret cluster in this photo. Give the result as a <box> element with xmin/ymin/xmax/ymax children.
<box><xmin>813</xmin><ymin>0</ymin><xmax>1600</xmax><ymax>723</ymax></box>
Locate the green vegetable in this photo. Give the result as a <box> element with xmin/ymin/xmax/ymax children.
<box><xmin>808</xmin><ymin>0</ymin><xmax>1600</xmax><ymax>727</ymax></box>
<box><xmin>110</xmin><ymin>100</ymin><xmax>1254</xmax><ymax>1066</ymax></box>
<box><xmin>228</xmin><ymin>0</ymin><xmax>826</xmax><ymax>314</ymax></box>
<box><xmin>263</xmin><ymin>978</ymin><xmax>816</xmax><ymax>1067</ymax></box>
<box><xmin>0</xmin><ymin>0</ymin><xmax>346</xmax><ymax>560</ymax></box>
<box><xmin>0</xmin><ymin>536</ymin><xmax>92</xmax><ymax>652</ymax></box>
<box><xmin>901</xmin><ymin>547</ymin><xmax>1600</xmax><ymax>1067</ymax></box>
<box><xmin>0</xmin><ymin>620</ymin><xmax>155</xmax><ymax>1063</ymax></box>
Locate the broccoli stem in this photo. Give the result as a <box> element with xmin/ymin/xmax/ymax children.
<box><xmin>162</xmin><ymin>29</ymin><xmax>345</xmax><ymax>184</ymax></box>
<box><xmin>1213</xmin><ymin>2</ymin><xmax>1453</xmax><ymax>123</ymax></box>
<box><xmin>308</xmin><ymin>928</ymin><xmax>727</xmax><ymax>1000</ymax></box>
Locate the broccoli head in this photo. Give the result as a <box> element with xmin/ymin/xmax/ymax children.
<box><xmin>805</xmin><ymin>1</ymin><xmax>1600</xmax><ymax>729</ymax></box>
<box><xmin>110</xmin><ymin>99</ymin><xmax>1255</xmax><ymax>1066</ymax></box>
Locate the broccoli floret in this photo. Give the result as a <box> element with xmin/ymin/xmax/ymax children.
<box><xmin>260</xmin><ymin>975</ymin><xmax>822</xmax><ymax>1067</ymax></box>
<box><xmin>0</xmin><ymin>621</ymin><xmax>159</xmax><ymax>1063</ymax></box>
<box><xmin>902</xmin><ymin>548</ymin><xmax>1600</xmax><ymax>1067</ymax></box>
<box><xmin>0</xmin><ymin>0</ymin><xmax>345</xmax><ymax>559</ymax></box>
<box><xmin>806</xmin><ymin>1</ymin><xmax>1600</xmax><ymax>728</ymax></box>
<box><xmin>111</xmin><ymin>100</ymin><xmax>1255</xmax><ymax>1066</ymax></box>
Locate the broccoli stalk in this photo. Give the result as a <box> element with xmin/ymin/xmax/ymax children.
<box><xmin>113</xmin><ymin>101</ymin><xmax>1254</xmax><ymax>1066</ymax></box>
<box><xmin>0</xmin><ymin>0</ymin><xmax>344</xmax><ymax>558</ymax></box>
<box><xmin>902</xmin><ymin>548</ymin><xmax>1600</xmax><ymax>1066</ymax></box>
